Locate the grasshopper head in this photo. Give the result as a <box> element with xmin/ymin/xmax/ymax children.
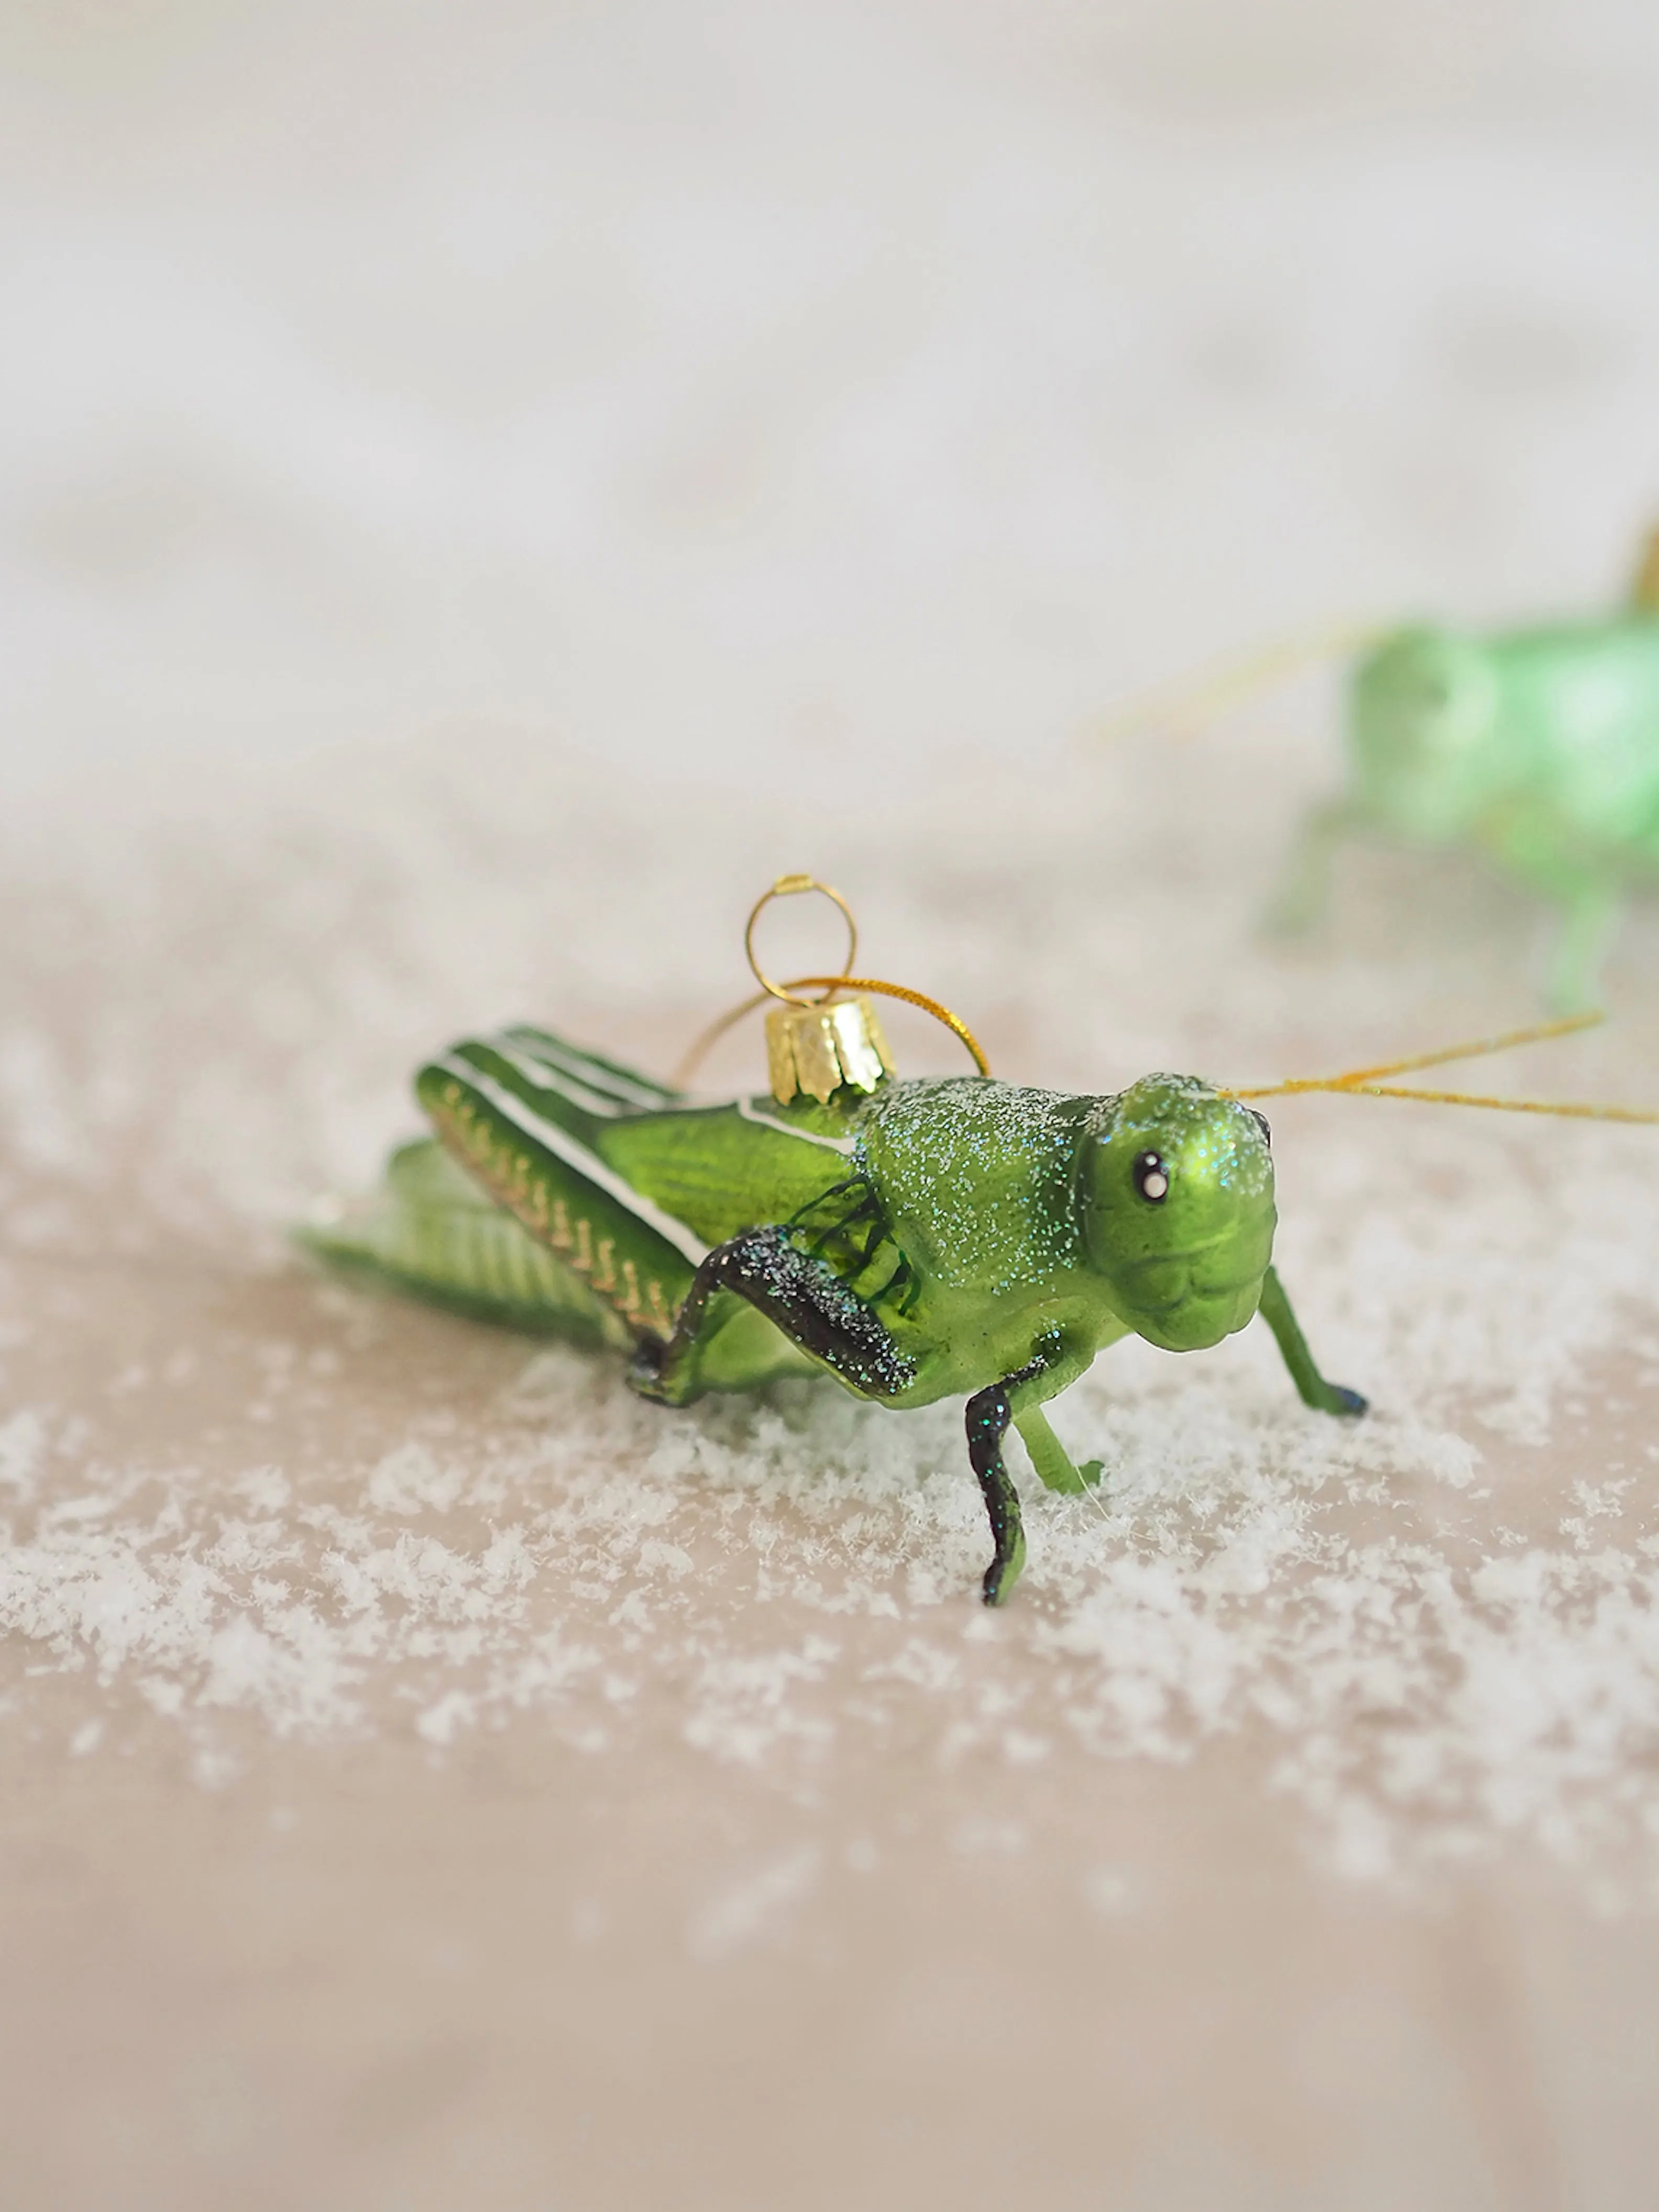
<box><xmin>1349</xmin><ymin>626</ymin><xmax>1503</xmax><ymax>841</ymax></box>
<box><xmin>1079</xmin><ymin>1076</ymin><xmax>1276</xmax><ymax>1351</ymax></box>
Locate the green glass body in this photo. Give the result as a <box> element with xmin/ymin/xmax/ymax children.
<box><xmin>301</xmin><ymin>1026</ymin><xmax>1363</xmax><ymax>1604</ymax></box>
<box><xmin>1273</xmin><ymin>612</ymin><xmax>1659</xmax><ymax>1007</ymax></box>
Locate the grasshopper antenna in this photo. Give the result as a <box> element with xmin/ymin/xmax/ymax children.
<box><xmin>1093</xmin><ymin>620</ymin><xmax>1383</xmax><ymax>745</ymax></box>
<box><xmin>1630</xmin><ymin>521</ymin><xmax>1659</xmax><ymax>615</ymax></box>
<box><xmin>1227</xmin><ymin>1010</ymin><xmax>1659</xmax><ymax>1123</ymax></box>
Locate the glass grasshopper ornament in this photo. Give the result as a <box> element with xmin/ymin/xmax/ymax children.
<box><xmin>1117</xmin><ymin>529</ymin><xmax>1659</xmax><ymax>1011</ymax></box>
<box><xmin>301</xmin><ymin>879</ymin><xmax>1655</xmax><ymax>1607</ymax></box>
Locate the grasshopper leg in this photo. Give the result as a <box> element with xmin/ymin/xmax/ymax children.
<box><xmin>965</xmin><ymin>1350</ymin><xmax>1064</xmax><ymax>1606</ymax></box>
<box><xmin>1543</xmin><ymin>882</ymin><xmax>1620</xmax><ymax>1014</ymax></box>
<box><xmin>1263</xmin><ymin>799</ymin><xmax>1363</xmax><ymax>936</ymax></box>
<box><xmin>629</xmin><ymin>1225</ymin><xmax>916</xmax><ymax>1407</ymax></box>
<box><xmin>1257</xmin><ymin>1265</ymin><xmax>1367</xmax><ymax>1418</ymax></box>
<box><xmin>1013</xmin><ymin>1403</ymin><xmax>1103</xmax><ymax>1495</ymax></box>
<box><xmin>965</xmin><ymin>1383</ymin><xmax>1026</xmax><ymax>1607</ymax></box>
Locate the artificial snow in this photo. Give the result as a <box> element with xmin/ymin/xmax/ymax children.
<box><xmin>3</xmin><ymin>747</ymin><xmax>1659</xmax><ymax>1890</ymax></box>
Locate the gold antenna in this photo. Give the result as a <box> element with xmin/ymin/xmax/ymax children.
<box><xmin>1094</xmin><ymin>620</ymin><xmax>1384</xmax><ymax>745</ymax></box>
<box><xmin>675</xmin><ymin>876</ymin><xmax>991</xmax><ymax>1099</ymax></box>
<box><xmin>1227</xmin><ymin>1010</ymin><xmax>1659</xmax><ymax>1123</ymax></box>
<box><xmin>1630</xmin><ymin>523</ymin><xmax>1659</xmax><ymax>616</ymax></box>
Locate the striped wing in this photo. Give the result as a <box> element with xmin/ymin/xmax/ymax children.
<box><xmin>416</xmin><ymin>1028</ymin><xmax>709</xmax><ymax>1341</ymax></box>
<box><xmin>303</xmin><ymin>1026</ymin><xmax>894</xmax><ymax>1358</ymax></box>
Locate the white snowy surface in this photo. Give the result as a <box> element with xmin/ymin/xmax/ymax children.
<box><xmin>5</xmin><ymin>4</ymin><xmax>1659</xmax><ymax>2205</ymax></box>
<box><xmin>4</xmin><ymin>758</ymin><xmax>1659</xmax><ymax>1901</ymax></box>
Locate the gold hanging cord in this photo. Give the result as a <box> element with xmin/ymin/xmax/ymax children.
<box><xmin>1227</xmin><ymin>1009</ymin><xmax>1659</xmax><ymax>1123</ymax></box>
<box><xmin>674</xmin><ymin>874</ymin><xmax>991</xmax><ymax>1090</ymax></box>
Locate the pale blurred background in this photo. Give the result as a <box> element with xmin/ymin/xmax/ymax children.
<box><xmin>6</xmin><ymin>0</ymin><xmax>1659</xmax><ymax>814</ymax></box>
<box><xmin>6</xmin><ymin>8</ymin><xmax>1659</xmax><ymax>2210</ymax></box>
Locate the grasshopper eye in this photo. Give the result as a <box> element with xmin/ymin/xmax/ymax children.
<box><xmin>1249</xmin><ymin>1108</ymin><xmax>1271</xmax><ymax>1149</ymax></box>
<box><xmin>1133</xmin><ymin>1151</ymin><xmax>1169</xmax><ymax>1203</ymax></box>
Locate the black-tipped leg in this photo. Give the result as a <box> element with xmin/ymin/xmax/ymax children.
<box><xmin>627</xmin><ymin>1225</ymin><xmax>916</xmax><ymax>1409</ymax></box>
<box><xmin>964</xmin><ymin>1345</ymin><xmax>1089</xmax><ymax>1603</ymax></box>
<box><xmin>627</xmin><ymin>1329</ymin><xmax>676</xmax><ymax>1400</ymax></box>
<box><xmin>1258</xmin><ymin>1265</ymin><xmax>1367</xmax><ymax>1418</ymax></box>
<box><xmin>966</xmin><ymin>1382</ymin><xmax>1027</xmax><ymax>1605</ymax></box>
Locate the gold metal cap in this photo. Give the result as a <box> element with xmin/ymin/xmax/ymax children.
<box><xmin>672</xmin><ymin>872</ymin><xmax>989</xmax><ymax>1096</ymax></box>
<box><xmin>765</xmin><ymin>995</ymin><xmax>894</xmax><ymax>1105</ymax></box>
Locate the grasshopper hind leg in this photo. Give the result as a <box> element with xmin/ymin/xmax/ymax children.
<box><xmin>628</xmin><ymin>1224</ymin><xmax>917</xmax><ymax>1407</ymax></box>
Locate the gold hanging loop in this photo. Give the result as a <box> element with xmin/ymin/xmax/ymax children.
<box><xmin>744</xmin><ymin>875</ymin><xmax>858</xmax><ymax>1007</ymax></box>
<box><xmin>674</xmin><ymin>878</ymin><xmax>991</xmax><ymax>1102</ymax></box>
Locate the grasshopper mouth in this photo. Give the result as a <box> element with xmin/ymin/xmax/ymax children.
<box><xmin>1130</xmin><ymin>1274</ymin><xmax>1261</xmax><ymax>1318</ymax></box>
<box><xmin>1114</xmin><ymin>1242</ymin><xmax>1266</xmax><ymax>1311</ymax></box>
<box><xmin>1129</xmin><ymin>1277</ymin><xmax>1265</xmax><ymax>1351</ymax></box>
<box><xmin>1108</xmin><ymin>1234</ymin><xmax>1270</xmax><ymax>1346</ymax></box>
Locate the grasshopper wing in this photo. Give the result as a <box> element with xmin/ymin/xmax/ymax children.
<box><xmin>295</xmin><ymin>1136</ymin><xmax>638</xmax><ymax>1345</ymax></box>
<box><xmin>414</xmin><ymin>1028</ymin><xmax>712</xmax><ymax>1342</ymax></box>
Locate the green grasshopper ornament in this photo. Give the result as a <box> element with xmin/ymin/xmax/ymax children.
<box><xmin>1120</xmin><ymin>530</ymin><xmax>1659</xmax><ymax>1011</ymax></box>
<box><xmin>302</xmin><ymin>880</ymin><xmax>1650</xmax><ymax>1606</ymax></box>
